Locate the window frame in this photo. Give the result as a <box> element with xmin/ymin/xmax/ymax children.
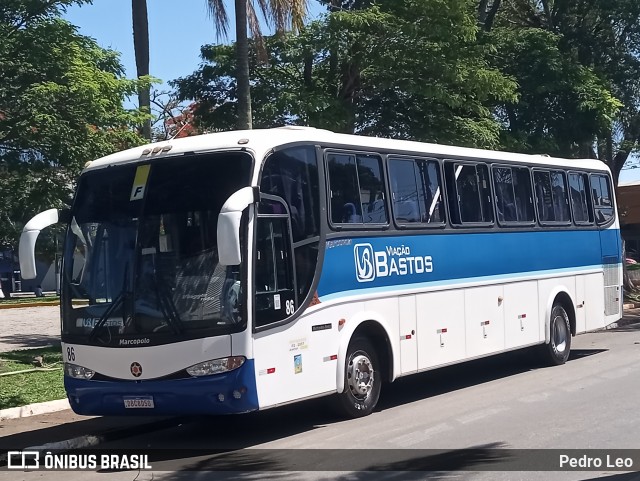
<box><xmin>567</xmin><ymin>170</ymin><xmax>594</xmax><ymax>226</ymax></box>
<box><xmin>589</xmin><ymin>173</ymin><xmax>615</xmax><ymax>226</ymax></box>
<box><xmin>532</xmin><ymin>168</ymin><xmax>572</xmax><ymax>226</ymax></box>
<box><xmin>253</xmin><ymin>194</ymin><xmax>298</xmax><ymax>330</ymax></box>
<box><xmin>490</xmin><ymin>164</ymin><xmax>536</xmax><ymax>227</ymax></box>
<box><xmin>444</xmin><ymin>160</ymin><xmax>495</xmax><ymax>227</ymax></box>
<box><xmin>325</xmin><ymin>149</ymin><xmax>390</xmax><ymax>230</ymax></box>
<box><xmin>387</xmin><ymin>155</ymin><xmax>446</xmax><ymax>229</ymax></box>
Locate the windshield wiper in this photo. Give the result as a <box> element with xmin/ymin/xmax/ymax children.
<box><xmin>88</xmin><ymin>264</ymin><xmax>130</xmax><ymax>341</ymax></box>
<box><xmin>155</xmin><ymin>280</ymin><xmax>183</xmax><ymax>334</ymax></box>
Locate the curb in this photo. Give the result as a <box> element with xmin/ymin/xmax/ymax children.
<box><xmin>0</xmin><ymin>399</ymin><xmax>70</xmax><ymax>421</ymax></box>
<box><xmin>0</xmin><ymin>302</ymin><xmax>59</xmax><ymax>310</ymax></box>
<box><xmin>20</xmin><ymin>433</ymin><xmax>104</xmax><ymax>453</ymax></box>
<box><xmin>0</xmin><ymin>416</ymin><xmax>182</xmax><ymax>463</ymax></box>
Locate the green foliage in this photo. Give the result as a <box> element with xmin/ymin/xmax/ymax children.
<box><xmin>490</xmin><ymin>26</ymin><xmax>622</xmax><ymax>157</ymax></box>
<box><xmin>0</xmin><ymin>344</ymin><xmax>65</xmax><ymax>409</ymax></box>
<box><xmin>489</xmin><ymin>0</ymin><xmax>640</xmax><ymax>178</ymax></box>
<box><xmin>175</xmin><ymin>0</ymin><xmax>517</xmax><ymax>148</ymax></box>
<box><xmin>0</xmin><ymin>0</ymin><xmax>147</xmax><ymax>253</ymax></box>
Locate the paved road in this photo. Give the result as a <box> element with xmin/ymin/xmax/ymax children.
<box><xmin>4</xmin><ymin>319</ymin><xmax>639</xmax><ymax>481</ymax></box>
<box><xmin>0</xmin><ymin>306</ymin><xmax>60</xmax><ymax>352</ymax></box>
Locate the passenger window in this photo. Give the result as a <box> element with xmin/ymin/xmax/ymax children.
<box><xmin>327</xmin><ymin>152</ymin><xmax>388</xmax><ymax>226</ymax></box>
<box><xmin>445</xmin><ymin>162</ymin><xmax>493</xmax><ymax>224</ymax></box>
<box><xmin>388</xmin><ymin>157</ymin><xmax>445</xmax><ymax>225</ymax></box>
<box><xmin>533</xmin><ymin>170</ymin><xmax>570</xmax><ymax>223</ymax></box>
<box><xmin>492</xmin><ymin>166</ymin><xmax>534</xmax><ymax>223</ymax></box>
<box><xmin>590</xmin><ymin>174</ymin><xmax>614</xmax><ymax>225</ymax></box>
<box><xmin>261</xmin><ymin>146</ymin><xmax>320</xmax><ymax>242</ymax></box>
<box><xmin>568</xmin><ymin>172</ymin><xmax>593</xmax><ymax>224</ymax></box>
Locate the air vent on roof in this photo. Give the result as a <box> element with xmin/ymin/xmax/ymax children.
<box><xmin>275</xmin><ymin>126</ymin><xmax>317</xmax><ymax>131</ymax></box>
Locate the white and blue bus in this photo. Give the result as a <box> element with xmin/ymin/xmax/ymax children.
<box><xmin>19</xmin><ymin>127</ymin><xmax>622</xmax><ymax>417</ymax></box>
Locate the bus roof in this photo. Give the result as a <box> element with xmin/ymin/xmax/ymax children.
<box><xmin>86</xmin><ymin>126</ymin><xmax>611</xmax><ymax>174</ymax></box>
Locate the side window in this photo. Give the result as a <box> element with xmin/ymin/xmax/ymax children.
<box><xmin>591</xmin><ymin>174</ymin><xmax>614</xmax><ymax>225</ymax></box>
<box><xmin>327</xmin><ymin>152</ymin><xmax>387</xmax><ymax>226</ymax></box>
<box><xmin>568</xmin><ymin>172</ymin><xmax>593</xmax><ymax>224</ymax></box>
<box><xmin>533</xmin><ymin>170</ymin><xmax>570</xmax><ymax>224</ymax></box>
<box><xmin>254</xmin><ymin>201</ymin><xmax>296</xmax><ymax>328</ymax></box>
<box><xmin>445</xmin><ymin>162</ymin><xmax>493</xmax><ymax>224</ymax></box>
<box><xmin>388</xmin><ymin>157</ymin><xmax>445</xmax><ymax>226</ymax></box>
<box><xmin>260</xmin><ymin>146</ymin><xmax>320</xmax><ymax>310</ymax></box>
<box><xmin>261</xmin><ymin>146</ymin><xmax>320</xmax><ymax>242</ymax></box>
<box><xmin>492</xmin><ymin>166</ymin><xmax>534</xmax><ymax>224</ymax></box>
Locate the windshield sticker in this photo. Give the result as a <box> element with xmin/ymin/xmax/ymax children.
<box><xmin>288</xmin><ymin>338</ymin><xmax>308</xmax><ymax>352</ymax></box>
<box><xmin>130</xmin><ymin>164</ymin><xmax>151</xmax><ymax>201</ymax></box>
<box><xmin>294</xmin><ymin>354</ymin><xmax>302</xmax><ymax>374</ymax></box>
<box><xmin>274</xmin><ymin>294</ymin><xmax>281</xmax><ymax>310</ymax></box>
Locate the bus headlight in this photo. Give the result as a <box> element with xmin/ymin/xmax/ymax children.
<box><xmin>64</xmin><ymin>362</ymin><xmax>95</xmax><ymax>380</ymax></box>
<box><xmin>186</xmin><ymin>357</ymin><xmax>246</xmax><ymax>377</ymax></box>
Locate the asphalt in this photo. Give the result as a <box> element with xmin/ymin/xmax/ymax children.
<box><xmin>0</xmin><ymin>303</ymin><xmax>639</xmax><ymax>456</ymax></box>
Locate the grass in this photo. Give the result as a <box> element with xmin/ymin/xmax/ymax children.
<box><xmin>0</xmin><ymin>296</ymin><xmax>60</xmax><ymax>305</ymax></box>
<box><xmin>0</xmin><ymin>344</ymin><xmax>66</xmax><ymax>410</ymax></box>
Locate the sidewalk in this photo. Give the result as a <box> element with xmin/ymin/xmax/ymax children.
<box><xmin>0</xmin><ymin>305</ymin><xmax>59</xmax><ymax>352</ymax></box>
<box><xmin>0</xmin><ymin>409</ymin><xmax>180</xmax><ymax>451</ymax></box>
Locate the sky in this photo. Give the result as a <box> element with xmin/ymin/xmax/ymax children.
<box><xmin>63</xmin><ymin>0</ymin><xmax>325</xmax><ymax>86</ymax></box>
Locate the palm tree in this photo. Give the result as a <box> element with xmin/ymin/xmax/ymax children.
<box><xmin>132</xmin><ymin>0</ymin><xmax>152</xmax><ymax>140</ymax></box>
<box><xmin>207</xmin><ymin>0</ymin><xmax>307</xmax><ymax>130</ymax></box>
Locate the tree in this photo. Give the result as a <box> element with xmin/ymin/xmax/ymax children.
<box><xmin>175</xmin><ymin>2</ymin><xmax>517</xmax><ymax>147</ymax></box>
<box><xmin>485</xmin><ymin>0</ymin><xmax>640</xmax><ymax>185</ymax></box>
<box><xmin>132</xmin><ymin>0</ymin><xmax>152</xmax><ymax>140</ymax></box>
<box><xmin>0</xmin><ymin>0</ymin><xmax>146</xmax><ymax>254</ymax></box>
<box><xmin>205</xmin><ymin>0</ymin><xmax>308</xmax><ymax>130</ymax></box>
<box><xmin>489</xmin><ymin>26</ymin><xmax>621</xmax><ymax>158</ymax></box>
<box><xmin>150</xmin><ymin>90</ymin><xmax>200</xmax><ymax>141</ymax></box>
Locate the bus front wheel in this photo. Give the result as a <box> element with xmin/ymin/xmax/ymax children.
<box><xmin>335</xmin><ymin>338</ymin><xmax>381</xmax><ymax>418</ymax></box>
<box><xmin>543</xmin><ymin>303</ymin><xmax>572</xmax><ymax>366</ymax></box>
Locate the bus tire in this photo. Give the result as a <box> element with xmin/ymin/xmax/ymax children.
<box><xmin>543</xmin><ymin>303</ymin><xmax>572</xmax><ymax>365</ymax></box>
<box><xmin>335</xmin><ymin>337</ymin><xmax>381</xmax><ymax>418</ymax></box>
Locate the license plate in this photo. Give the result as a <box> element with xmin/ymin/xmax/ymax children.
<box><xmin>123</xmin><ymin>396</ymin><xmax>154</xmax><ymax>409</ymax></box>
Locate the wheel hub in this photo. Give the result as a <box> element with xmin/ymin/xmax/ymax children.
<box><xmin>553</xmin><ymin>315</ymin><xmax>568</xmax><ymax>353</ymax></box>
<box><xmin>348</xmin><ymin>354</ymin><xmax>374</xmax><ymax>398</ymax></box>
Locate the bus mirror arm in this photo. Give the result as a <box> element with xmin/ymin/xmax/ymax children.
<box><xmin>218</xmin><ymin>186</ymin><xmax>259</xmax><ymax>266</ymax></box>
<box><xmin>19</xmin><ymin>208</ymin><xmax>65</xmax><ymax>280</ymax></box>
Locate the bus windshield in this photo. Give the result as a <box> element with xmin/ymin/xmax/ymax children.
<box><xmin>61</xmin><ymin>151</ymin><xmax>252</xmax><ymax>345</ymax></box>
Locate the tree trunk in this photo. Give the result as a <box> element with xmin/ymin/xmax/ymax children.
<box><xmin>478</xmin><ymin>0</ymin><xmax>502</xmax><ymax>32</ymax></box>
<box><xmin>235</xmin><ymin>0</ymin><xmax>252</xmax><ymax>130</ymax></box>
<box><xmin>132</xmin><ymin>0</ymin><xmax>152</xmax><ymax>140</ymax></box>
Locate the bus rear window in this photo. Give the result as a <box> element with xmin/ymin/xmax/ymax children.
<box><xmin>591</xmin><ymin>174</ymin><xmax>614</xmax><ymax>224</ymax></box>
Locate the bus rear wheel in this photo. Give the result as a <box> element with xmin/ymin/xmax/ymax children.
<box><xmin>335</xmin><ymin>338</ymin><xmax>381</xmax><ymax>418</ymax></box>
<box><xmin>543</xmin><ymin>303</ymin><xmax>572</xmax><ymax>366</ymax></box>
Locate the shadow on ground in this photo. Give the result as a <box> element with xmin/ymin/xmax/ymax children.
<box><xmin>0</xmin><ymin>334</ymin><xmax>59</xmax><ymax>350</ymax></box>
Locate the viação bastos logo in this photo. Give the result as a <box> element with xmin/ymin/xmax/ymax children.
<box><xmin>354</xmin><ymin>243</ymin><xmax>433</xmax><ymax>283</ymax></box>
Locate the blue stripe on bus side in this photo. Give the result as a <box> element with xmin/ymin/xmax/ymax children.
<box><xmin>317</xmin><ymin>229</ymin><xmax>620</xmax><ymax>300</ymax></box>
<box><xmin>318</xmin><ymin>265</ymin><xmax>604</xmax><ymax>302</ymax></box>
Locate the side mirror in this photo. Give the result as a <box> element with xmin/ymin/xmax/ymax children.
<box><xmin>19</xmin><ymin>208</ymin><xmax>68</xmax><ymax>279</ymax></box>
<box><xmin>217</xmin><ymin>187</ymin><xmax>259</xmax><ymax>266</ymax></box>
